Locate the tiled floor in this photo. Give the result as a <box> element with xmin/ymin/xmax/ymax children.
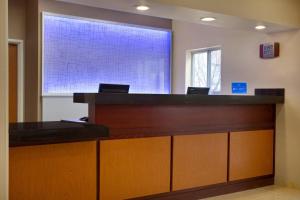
<box><xmin>203</xmin><ymin>186</ymin><xmax>300</xmax><ymax>200</ymax></box>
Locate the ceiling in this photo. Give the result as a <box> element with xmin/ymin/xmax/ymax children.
<box><xmin>57</xmin><ymin>0</ymin><xmax>297</xmax><ymax>33</ymax></box>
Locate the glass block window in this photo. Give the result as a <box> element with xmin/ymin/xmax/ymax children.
<box><xmin>191</xmin><ymin>48</ymin><xmax>221</xmax><ymax>93</ymax></box>
<box><xmin>42</xmin><ymin>13</ymin><xmax>172</xmax><ymax>95</ymax></box>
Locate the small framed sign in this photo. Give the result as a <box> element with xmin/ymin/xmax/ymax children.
<box><xmin>260</xmin><ymin>42</ymin><xmax>280</xmax><ymax>59</ymax></box>
<box><xmin>232</xmin><ymin>82</ymin><xmax>247</xmax><ymax>94</ymax></box>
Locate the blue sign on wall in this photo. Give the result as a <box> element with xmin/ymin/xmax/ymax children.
<box><xmin>232</xmin><ymin>82</ymin><xmax>247</xmax><ymax>94</ymax></box>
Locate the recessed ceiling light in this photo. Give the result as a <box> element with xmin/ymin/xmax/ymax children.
<box><xmin>136</xmin><ymin>5</ymin><xmax>150</xmax><ymax>11</ymax></box>
<box><xmin>255</xmin><ymin>25</ymin><xmax>267</xmax><ymax>30</ymax></box>
<box><xmin>201</xmin><ymin>17</ymin><xmax>216</xmax><ymax>22</ymax></box>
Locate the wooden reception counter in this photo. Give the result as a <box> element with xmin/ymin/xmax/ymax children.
<box><xmin>9</xmin><ymin>122</ymin><xmax>109</xmax><ymax>200</ymax></box>
<box><xmin>10</xmin><ymin>90</ymin><xmax>284</xmax><ymax>200</ymax></box>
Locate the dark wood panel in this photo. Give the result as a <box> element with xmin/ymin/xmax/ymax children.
<box><xmin>131</xmin><ymin>175</ymin><xmax>274</xmax><ymax>200</ymax></box>
<box><xmin>93</xmin><ymin>104</ymin><xmax>275</xmax><ymax>139</ymax></box>
<box><xmin>9</xmin><ymin>44</ymin><xmax>18</xmax><ymax>123</ymax></box>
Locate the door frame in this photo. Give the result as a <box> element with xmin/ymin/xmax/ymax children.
<box><xmin>8</xmin><ymin>39</ymin><xmax>24</xmax><ymax>122</ymax></box>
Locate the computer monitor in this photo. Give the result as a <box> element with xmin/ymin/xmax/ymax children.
<box><xmin>98</xmin><ymin>83</ymin><xmax>130</xmax><ymax>93</ymax></box>
<box><xmin>187</xmin><ymin>87</ymin><xmax>210</xmax><ymax>95</ymax></box>
<box><xmin>255</xmin><ymin>88</ymin><xmax>285</xmax><ymax>96</ymax></box>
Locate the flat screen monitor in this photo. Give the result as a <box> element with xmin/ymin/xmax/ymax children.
<box><xmin>187</xmin><ymin>87</ymin><xmax>210</xmax><ymax>95</ymax></box>
<box><xmin>98</xmin><ymin>83</ymin><xmax>130</xmax><ymax>93</ymax></box>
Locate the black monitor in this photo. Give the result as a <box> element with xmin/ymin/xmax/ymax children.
<box><xmin>255</xmin><ymin>88</ymin><xmax>285</xmax><ymax>96</ymax></box>
<box><xmin>187</xmin><ymin>87</ymin><xmax>210</xmax><ymax>95</ymax></box>
<box><xmin>98</xmin><ymin>83</ymin><xmax>130</xmax><ymax>93</ymax></box>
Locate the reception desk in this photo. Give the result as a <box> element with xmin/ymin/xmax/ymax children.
<box><xmin>10</xmin><ymin>90</ymin><xmax>284</xmax><ymax>200</ymax></box>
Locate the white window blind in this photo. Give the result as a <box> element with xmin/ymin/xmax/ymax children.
<box><xmin>191</xmin><ymin>48</ymin><xmax>221</xmax><ymax>93</ymax></box>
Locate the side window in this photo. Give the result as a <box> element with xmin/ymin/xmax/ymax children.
<box><xmin>191</xmin><ymin>48</ymin><xmax>221</xmax><ymax>93</ymax></box>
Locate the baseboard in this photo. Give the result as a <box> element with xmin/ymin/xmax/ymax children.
<box><xmin>131</xmin><ymin>175</ymin><xmax>274</xmax><ymax>200</ymax></box>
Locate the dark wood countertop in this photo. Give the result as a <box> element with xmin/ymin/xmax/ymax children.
<box><xmin>10</xmin><ymin>121</ymin><xmax>109</xmax><ymax>147</ymax></box>
<box><xmin>74</xmin><ymin>92</ymin><xmax>284</xmax><ymax>105</ymax></box>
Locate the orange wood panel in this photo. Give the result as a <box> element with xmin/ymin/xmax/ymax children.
<box><xmin>100</xmin><ymin>137</ymin><xmax>171</xmax><ymax>200</ymax></box>
<box><xmin>9</xmin><ymin>141</ymin><xmax>97</xmax><ymax>200</ymax></box>
<box><xmin>173</xmin><ymin>133</ymin><xmax>228</xmax><ymax>191</ymax></box>
<box><xmin>9</xmin><ymin>44</ymin><xmax>18</xmax><ymax>123</ymax></box>
<box><xmin>229</xmin><ymin>130</ymin><xmax>274</xmax><ymax>181</ymax></box>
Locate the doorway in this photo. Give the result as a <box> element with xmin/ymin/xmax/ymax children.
<box><xmin>8</xmin><ymin>40</ymin><xmax>24</xmax><ymax>122</ymax></box>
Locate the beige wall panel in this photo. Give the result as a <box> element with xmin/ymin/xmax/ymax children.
<box><xmin>10</xmin><ymin>141</ymin><xmax>97</xmax><ymax>200</ymax></box>
<box><xmin>39</xmin><ymin>0</ymin><xmax>172</xmax><ymax>30</ymax></box>
<box><xmin>173</xmin><ymin>133</ymin><xmax>228</xmax><ymax>191</ymax></box>
<box><xmin>8</xmin><ymin>0</ymin><xmax>26</xmax><ymax>40</ymax></box>
<box><xmin>100</xmin><ymin>137</ymin><xmax>171</xmax><ymax>200</ymax></box>
<box><xmin>230</xmin><ymin>130</ymin><xmax>274</xmax><ymax>181</ymax></box>
<box><xmin>0</xmin><ymin>0</ymin><xmax>9</xmax><ymax>199</ymax></box>
<box><xmin>25</xmin><ymin>0</ymin><xmax>39</xmax><ymax>122</ymax></box>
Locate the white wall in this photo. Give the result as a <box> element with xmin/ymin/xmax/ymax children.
<box><xmin>172</xmin><ymin>20</ymin><xmax>300</xmax><ymax>188</ymax></box>
<box><xmin>42</xmin><ymin>96</ymin><xmax>88</xmax><ymax>121</ymax></box>
<box><xmin>173</xmin><ymin>21</ymin><xmax>283</xmax><ymax>94</ymax></box>
<box><xmin>155</xmin><ymin>0</ymin><xmax>300</xmax><ymax>28</ymax></box>
<box><xmin>0</xmin><ymin>0</ymin><xmax>9</xmax><ymax>199</ymax></box>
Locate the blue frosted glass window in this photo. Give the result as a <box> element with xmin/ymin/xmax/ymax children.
<box><xmin>43</xmin><ymin>13</ymin><xmax>171</xmax><ymax>94</ymax></box>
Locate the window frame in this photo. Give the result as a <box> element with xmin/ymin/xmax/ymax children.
<box><xmin>190</xmin><ymin>47</ymin><xmax>221</xmax><ymax>92</ymax></box>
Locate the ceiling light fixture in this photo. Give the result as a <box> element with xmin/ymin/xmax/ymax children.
<box><xmin>255</xmin><ymin>25</ymin><xmax>267</xmax><ymax>30</ymax></box>
<box><xmin>136</xmin><ymin>5</ymin><xmax>150</xmax><ymax>11</ymax></box>
<box><xmin>201</xmin><ymin>17</ymin><xmax>216</xmax><ymax>22</ymax></box>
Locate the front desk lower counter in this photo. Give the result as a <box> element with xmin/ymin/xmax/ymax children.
<box><xmin>97</xmin><ymin>132</ymin><xmax>274</xmax><ymax>200</ymax></box>
<box><xmin>10</xmin><ymin>93</ymin><xmax>283</xmax><ymax>200</ymax></box>
<box><xmin>78</xmin><ymin>93</ymin><xmax>281</xmax><ymax>200</ymax></box>
<box><xmin>9</xmin><ymin>122</ymin><xmax>109</xmax><ymax>200</ymax></box>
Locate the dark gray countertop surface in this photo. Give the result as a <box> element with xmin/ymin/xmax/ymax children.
<box><xmin>10</xmin><ymin>121</ymin><xmax>109</xmax><ymax>147</ymax></box>
<box><xmin>74</xmin><ymin>92</ymin><xmax>284</xmax><ymax>105</ymax></box>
